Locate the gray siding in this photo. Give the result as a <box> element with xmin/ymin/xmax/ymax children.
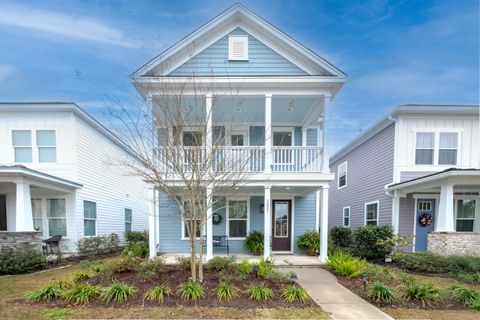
<box><xmin>329</xmin><ymin>123</ymin><xmax>395</xmax><ymax>229</ymax></box>
<box><xmin>400</xmin><ymin>171</ymin><xmax>437</xmax><ymax>182</ymax></box>
<box><xmin>398</xmin><ymin>194</ymin><xmax>415</xmax><ymax>252</ymax></box>
<box><xmin>169</xmin><ymin>28</ymin><xmax>307</xmax><ymax>77</ymax></box>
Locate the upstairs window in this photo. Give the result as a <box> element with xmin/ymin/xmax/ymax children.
<box><xmin>343</xmin><ymin>206</ymin><xmax>350</xmax><ymax>227</ymax></box>
<box><xmin>415</xmin><ymin>132</ymin><xmax>435</xmax><ymax>165</ymax></box>
<box><xmin>338</xmin><ymin>161</ymin><xmax>347</xmax><ymax>188</ymax></box>
<box><xmin>228</xmin><ymin>35</ymin><xmax>248</xmax><ymax>61</ymax></box>
<box><xmin>365</xmin><ymin>201</ymin><xmax>379</xmax><ymax>226</ymax></box>
<box><xmin>439</xmin><ymin>132</ymin><xmax>458</xmax><ymax>165</ymax></box>
<box><xmin>12</xmin><ymin>130</ymin><xmax>32</xmax><ymax>163</ymax></box>
<box><xmin>37</xmin><ymin>130</ymin><xmax>56</xmax><ymax>163</ymax></box>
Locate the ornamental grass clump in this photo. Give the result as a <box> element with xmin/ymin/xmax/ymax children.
<box><xmin>246</xmin><ymin>283</ymin><xmax>274</xmax><ymax>301</ymax></box>
<box><xmin>449</xmin><ymin>285</ymin><xmax>480</xmax><ymax>310</ymax></box>
<box><xmin>327</xmin><ymin>250</ymin><xmax>366</xmax><ymax>278</ymax></box>
<box><xmin>26</xmin><ymin>283</ymin><xmax>62</xmax><ymax>302</ymax></box>
<box><xmin>176</xmin><ymin>282</ymin><xmax>205</xmax><ymax>301</ymax></box>
<box><xmin>61</xmin><ymin>284</ymin><xmax>99</xmax><ymax>304</ymax></box>
<box><xmin>69</xmin><ymin>271</ymin><xmax>92</xmax><ymax>283</ymax></box>
<box><xmin>100</xmin><ymin>281</ymin><xmax>137</xmax><ymax>303</ymax></box>
<box><xmin>402</xmin><ymin>280</ymin><xmax>439</xmax><ymax>307</ymax></box>
<box><xmin>367</xmin><ymin>282</ymin><xmax>397</xmax><ymax>304</ymax></box>
<box><xmin>281</xmin><ymin>285</ymin><xmax>309</xmax><ymax>303</ymax></box>
<box><xmin>216</xmin><ymin>282</ymin><xmax>239</xmax><ymax>301</ymax></box>
<box><xmin>144</xmin><ymin>284</ymin><xmax>172</xmax><ymax>304</ymax></box>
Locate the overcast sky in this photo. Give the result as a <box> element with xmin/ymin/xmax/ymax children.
<box><xmin>0</xmin><ymin>0</ymin><xmax>478</xmax><ymax>153</ymax></box>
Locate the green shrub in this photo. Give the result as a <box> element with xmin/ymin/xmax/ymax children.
<box><xmin>219</xmin><ymin>270</ymin><xmax>246</xmax><ymax>283</ymax></box>
<box><xmin>122</xmin><ymin>242</ymin><xmax>148</xmax><ymax>258</ymax></box>
<box><xmin>449</xmin><ymin>285</ymin><xmax>480</xmax><ymax>306</ymax></box>
<box><xmin>26</xmin><ymin>283</ymin><xmax>62</xmax><ymax>302</ymax></box>
<box><xmin>257</xmin><ymin>258</ymin><xmax>274</xmax><ymax>278</ymax></box>
<box><xmin>0</xmin><ymin>246</ymin><xmax>47</xmax><ymax>275</ymax></box>
<box><xmin>137</xmin><ymin>258</ymin><xmax>165</xmax><ymax>281</ymax></box>
<box><xmin>176</xmin><ymin>256</ymin><xmax>199</xmax><ymax>271</ymax></box>
<box><xmin>353</xmin><ymin>225</ymin><xmax>395</xmax><ymax>260</ymax></box>
<box><xmin>244</xmin><ymin>231</ymin><xmax>264</xmax><ymax>255</ymax></box>
<box><xmin>264</xmin><ymin>270</ymin><xmax>294</xmax><ymax>283</ymax></box>
<box><xmin>238</xmin><ymin>259</ymin><xmax>254</xmax><ymax>274</ymax></box>
<box><xmin>327</xmin><ymin>250</ymin><xmax>366</xmax><ymax>278</ymax></box>
<box><xmin>467</xmin><ymin>297</ymin><xmax>480</xmax><ymax>310</ymax></box>
<box><xmin>125</xmin><ymin>231</ymin><xmax>149</xmax><ymax>243</ymax></box>
<box><xmin>402</xmin><ymin>280</ymin><xmax>439</xmax><ymax>307</ymax></box>
<box><xmin>364</xmin><ymin>264</ymin><xmax>398</xmax><ymax>283</ymax></box>
<box><xmin>448</xmin><ymin>256</ymin><xmax>480</xmax><ymax>274</ymax></box>
<box><xmin>330</xmin><ymin>226</ymin><xmax>354</xmax><ymax>249</ymax></box>
<box><xmin>297</xmin><ymin>230</ymin><xmax>320</xmax><ymax>256</ymax></box>
<box><xmin>176</xmin><ymin>281</ymin><xmax>205</xmax><ymax>301</ymax></box>
<box><xmin>61</xmin><ymin>284</ymin><xmax>99</xmax><ymax>304</ymax></box>
<box><xmin>455</xmin><ymin>272</ymin><xmax>480</xmax><ymax>284</ymax></box>
<box><xmin>100</xmin><ymin>281</ymin><xmax>137</xmax><ymax>303</ymax></box>
<box><xmin>393</xmin><ymin>252</ymin><xmax>450</xmax><ymax>273</ymax></box>
<box><xmin>77</xmin><ymin>233</ymin><xmax>120</xmax><ymax>256</ymax></box>
<box><xmin>207</xmin><ymin>256</ymin><xmax>236</xmax><ymax>272</ymax></box>
<box><xmin>144</xmin><ymin>284</ymin><xmax>172</xmax><ymax>304</ymax></box>
<box><xmin>216</xmin><ymin>282</ymin><xmax>239</xmax><ymax>301</ymax></box>
<box><xmin>115</xmin><ymin>254</ymin><xmax>142</xmax><ymax>272</ymax></box>
<box><xmin>69</xmin><ymin>271</ymin><xmax>92</xmax><ymax>283</ymax></box>
<box><xmin>97</xmin><ymin>262</ymin><xmax>120</xmax><ymax>281</ymax></box>
<box><xmin>367</xmin><ymin>282</ymin><xmax>397</xmax><ymax>304</ymax></box>
<box><xmin>281</xmin><ymin>285</ymin><xmax>309</xmax><ymax>303</ymax></box>
<box><xmin>246</xmin><ymin>283</ymin><xmax>274</xmax><ymax>301</ymax></box>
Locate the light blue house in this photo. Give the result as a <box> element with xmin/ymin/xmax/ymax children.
<box><xmin>131</xmin><ymin>4</ymin><xmax>346</xmax><ymax>261</ymax></box>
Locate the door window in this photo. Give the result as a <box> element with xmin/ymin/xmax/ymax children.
<box><xmin>274</xmin><ymin>201</ymin><xmax>289</xmax><ymax>238</ymax></box>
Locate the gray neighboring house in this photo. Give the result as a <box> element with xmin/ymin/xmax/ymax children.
<box><xmin>329</xmin><ymin>104</ymin><xmax>480</xmax><ymax>255</ymax></box>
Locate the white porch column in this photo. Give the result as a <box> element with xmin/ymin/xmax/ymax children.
<box><xmin>148</xmin><ymin>188</ymin><xmax>158</xmax><ymax>259</ymax></box>
<box><xmin>206</xmin><ymin>185</ymin><xmax>213</xmax><ymax>261</ymax></box>
<box><xmin>263</xmin><ymin>185</ymin><xmax>272</xmax><ymax>258</ymax></box>
<box><xmin>319</xmin><ymin>187</ymin><xmax>329</xmax><ymax>263</ymax></box>
<box><xmin>15</xmin><ymin>181</ymin><xmax>34</xmax><ymax>232</ymax></box>
<box><xmin>436</xmin><ymin>184</ymin><xmax>455</xmax><ymax>232</ymax></box>
<box><xmin>265</xmin><ymin>94</ymin><xmax>272</xmax><ymax>174</ymax></box>
<box><xmin>322</xmin><ymin>96</ymin><xmax>331</xmax><ymax>173</ymax></box>
<box><xmin>392</xmin><ymin>192</ymin><xmax>400</xmax><ymax>234</ymax></box>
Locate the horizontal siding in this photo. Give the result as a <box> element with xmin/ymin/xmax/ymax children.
<box><xmin>306</xmin><ymin>128</ymin><xmax>317</xmax><ymax>146</ymax></box>
<box><xmin>398</xmin><ymin>195</ymin><xmax>415</xmax><ymax>252</ymax></box>
<box><xmin>293</xmin><ymin>194</ymin><xmax>317</xmax><ymax>253</ymax></box>
<box><xmin>329</xmin><ymin>124</ymin><xmax>395</xmax><ymax>229</ymax></box>
<box><xmin>400</xmin><ymin>171</ymin><xmax>437</xmax><ymax>182</ymax></box>
<box><xmin>169</xmin><ymin>28</ymin><xmax>308</xmax><ymax>76</ymax></box>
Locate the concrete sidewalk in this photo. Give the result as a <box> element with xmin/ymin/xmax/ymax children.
<box><xmin>279</xmin><ymin>267</ymin><xmax>393</xmax><ymax>320</ymax></box>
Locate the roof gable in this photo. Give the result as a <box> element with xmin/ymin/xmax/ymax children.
<box><xmin>132</xmin><ymin>4</ymin><xmax>345</xmax><ymax>78</ymax></box>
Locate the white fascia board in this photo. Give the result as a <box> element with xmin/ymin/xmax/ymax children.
<box><xmin>0</xmin><ymin>166</ymin><xmax>83</xmax><ymax>189</ymax></box>
<box><xmin>386</xmin><ymin>170</ymin><xmax>480</xmax><ymax>192</ymax></box>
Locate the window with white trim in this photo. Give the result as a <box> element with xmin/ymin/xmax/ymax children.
<box><xmin>365</xmin><ymin>201</ymin><xmax>379</xmax><ymax>226</ymax></box>
<box><xmin>415</xmin><ymin>132</ymin><xmax>434</xmax><ymax>165</ymax></box>
<box><xmin>12</xmin><ymin>130</ymin><xmax>32</xmax><ymax>163</ymax></box>
<box><xmin>83</xmin><ymin>201</ymin><xmax>96</xmax><ymax>236</ymax></box>
<box><xmin>31</xmin><ymin>199</ymin><xmax>43</xmax><ymax>232</ymax></box>
<box><xmin>36</xmin><ymin>130</ymin><xmax>56</xmax><ymax>162</ymax></box>
<box><xmin>228</xmin><ymin>200</ymin><xmax>248</xmax><ymax>238</ymax></box>
<box><xmin>47</xmin><ymin>199</ymin><xmax>66</xmax><ymax>236</ymax></box>
<box><xmin>338</xmin><ymin>161</ymin><xmax>347</xmax><ymax>188</ymax></box>
<box><xmin>228</xmin><ymin>35</ymin><xmax>248</xmax><ymax>61</ymax></box>
<box><xmin>456</xmin><ymin>199</ymin><xmax>475</xmax><ymax>232</ymax></box>
<box><xmin>439</xmin><ymin>132</ymin><xmax>458</xmax><ymax>165</ymax></box>
<box><xmin>343</xmin><ymin>207</ymin><xmax>350</xmax><ymax>227</ymax></box>
<box><xmin>125</xmin><ymin>208</ymin><xmax>132</xmax><ymax>233</ymax></box>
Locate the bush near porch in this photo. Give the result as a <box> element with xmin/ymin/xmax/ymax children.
<box><xmin>0</xmin><ymin>246</ymin><xmax>47</xmax><ymax>275</ymax></box>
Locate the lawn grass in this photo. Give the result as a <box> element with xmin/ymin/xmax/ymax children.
<box><xmin>383</xmin><ymin>307</ymin><xmax>480</xmax><ymax>320</ymax></box>
<box><xmin>0</xmin><ymin>257</ymin><xmax>328</xmax><ymax>319</ymax></box>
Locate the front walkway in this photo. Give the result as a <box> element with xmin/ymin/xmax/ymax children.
<box><xmin>159</xmin><ymin>253</ymin><xmax>322</xmax><ymax>265</ymax></box>
<box><xmin>280</xmin><ymin>267</ymin><xmax>393</xmax><ymax>320</ymax></box>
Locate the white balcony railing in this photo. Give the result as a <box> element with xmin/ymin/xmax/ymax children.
<box><xmin>156</xmin><ymin>146</ymin><xmax>324</xmax><ymax>173</ymax></box>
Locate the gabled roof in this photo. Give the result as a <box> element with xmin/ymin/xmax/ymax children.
<box><xmin>131</xmin><ymin>3</ymin><xmax>346</xmax><ymax>78</ymax></box>
<box><xmin>330</xmin><ymin>104</ymin><xmax>480</xmax><ymax>164</ymax></box>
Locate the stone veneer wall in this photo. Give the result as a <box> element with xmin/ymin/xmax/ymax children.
<box><xmin>0</xmin><ymin>231</ymin><xmax>43</xmax><ymax>251</ymax></box>
<box><xmin>428</xmin><ymin>232</ymin><xmax>480</xmax><ymax>256</ymax></box>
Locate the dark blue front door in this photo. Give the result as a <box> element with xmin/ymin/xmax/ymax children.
<box><xmin>415</xmin><ymin>199</ymin><xmax>435</xmax><ymax>251</ymax></box>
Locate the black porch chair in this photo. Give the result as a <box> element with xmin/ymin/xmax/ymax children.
<box><xmin>42</xmin><ymin>235</ymin><xmax>62</xmax><ymax>255</ymax></box>
<box><xmin>202</xmin><ymin>235</ymin><xmax>229</xmax><ymax>256</ymax></box>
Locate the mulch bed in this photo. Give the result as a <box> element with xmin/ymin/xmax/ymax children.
<box><xmin>35</xmin><ymin>265</ymin><xmax>316</xmax><ymax>308</ymax></box>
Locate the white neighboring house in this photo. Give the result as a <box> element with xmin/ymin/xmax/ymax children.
<box><xmin>0</xmin><ymin>102</ymin><xmax>150</xmax><ymax>252</ymax></box>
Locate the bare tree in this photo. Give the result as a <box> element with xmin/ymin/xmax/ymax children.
<box><xmin>108</xmin><ymin>77</ymin><xmax>263</xmax><ymax>282</ymax></box>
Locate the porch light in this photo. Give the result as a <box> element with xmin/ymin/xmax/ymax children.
<box><xmin>234</xmin><ymin>187</ymin><xmax>239</xmax><ymax>190</ymax></box>
<box><xmin>285</xmin><ymin>187</ymin><xmax>291</xmax><ymax>190</ymax></box>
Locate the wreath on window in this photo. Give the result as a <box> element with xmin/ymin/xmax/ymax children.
<box><xmin>418</xmin><ymin>213</ymin><xmax>433</xmax><ymax>227</ymax></box>
<box><xmin>212</xmin><ymin>212</ymin><xmax>222</xmax><ymax>225</ymax></box>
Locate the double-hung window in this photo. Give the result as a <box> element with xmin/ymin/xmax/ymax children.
<box><xmin>338</xmin><ymin>161</ymin><xmax>347</xmax><ymax>188</ymax></box>
<box><xmin>365</xmin><ymin>201</ymin><xmax>379</xmax><ymax>226</ymax></box>
<box><xmin>37</xmin><ymin>130</ymin><xmax>56</xmax><ymax>162</ymax></box>
<box><xmin>125</xmin><ymin>208</ymin><xmax>132</xmax><ymax>233</ymax></box>
<box><xmin>439</xmin><ymin>132</ymin><xmax>458</xmax><ymax>165</ymax></box>
<box><xmin>456</xmin><ymin>199</ymin><xmax>476</xmax><ymax>232</ymax></box>
<box><xmin>83</xmin><ymin>201</ymin><xmax>97</xmax><ymax>236</ymax></box>
<box><xmin>47</xmin><ymin>199</ymin><xmax>66</xmax><ymax>236</ymax></box>
<box><xmin>415</xmin><ymin>132</ymin><xmax>435</xmax><ymax>165</ymax></box>
<box><xmin>343</xmin><ymin>207</ymin><xmax>350</xmax><ymax>227</ymax></box>
<box><xmin>228</xmin><ymin>200</ymin><xmax>248</xmax><ymax>238</ymax></box>
<box><xmin>12</xmin><ymin>130</ymin><xmax>32</xmax><ymax>162</ymax></box>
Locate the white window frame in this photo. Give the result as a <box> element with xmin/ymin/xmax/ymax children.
<box><xmin>46</xmin><ymin>197</ymin><xmax>67</xmax><ymax>237</ymax></box>
<box><xmin>343</xmin><ymin>206</ymin><xmax>350</xmax><ymax>227</ymax></box>
<box><xmin>83</xmin><ymin>200</ymin><xmax>97</xmax><ymax>237</ymax></box>
<box><xmin>454</xmin><ymin>196</ymin><xmax>479</xmax><ymax>232</ymax></box>
<box><xmin>364</xmin><ymin>200</ymin><xmax>380</xmax><ymax>226</ymax></box>
<box><xmin>125</xmin><ymin>208</ymin><xmax>132</xmax><ymax>233</ymax></box>
<box><xmin>415</xmin><ymin>131</ymin><xmax>435</xmax><ymax>165</ymax></box>
<box><xmin>272</xmin><ymin>127</ymin><xmax>295</xmax><ymax>146</ymax></box>
<box><xmin>438</xmin><ymin>132</ymin><xmax>458</xmax><ymax>165</ymax></box>
<box><xmin>11</xmin><ymin>129</ymin><xmax>33</xmax><ymax>163</ymax></box>
<box><xmin>36</xmin><ymin>130</ymin><xmax>57</xmax><ymax>163</ymax></box>
<box><xmin>228</xmin><ymin>35</ymin><xmax>249</xmax><ymax>61</ymax></box>
<box><xmin>412</xmin><ymin>129</ymin><xmax>462</xmax><ymax>167</ymax></box>
<box><xmin>226</xmin><ymin>198</ymin><xmax>250</xmax><ymax>240</ymax></box>
<box><xmin>181</xmin><ymin>127</ymin><xmax>205</xmax><ymax>146</ymax></box>
<box><xmin>338</xmin><ymin>161</ymin><xmax>347</xmax><ymax>189</ymax></box>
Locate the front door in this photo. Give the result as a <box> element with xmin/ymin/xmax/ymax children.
<box><xmin>0</xmin><ymin>195</ymin><xmax>6</xmax><ymax>231</ymax></box>
<box><xmin>272</xmin><ymin>200</ymin><xmax>292</xmax><ymax>251</ymax></box>
<box><xmin>415</xmin><ymin>199</ymin><xmax>435</xmax><ymax>251</ymax></box>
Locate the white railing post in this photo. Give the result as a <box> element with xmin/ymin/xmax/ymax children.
<box><xmin>319</xmin><ymin>186</ymin><xmax>329</xmax><ymax>263</ymax></box>
<box><xmin>264</xmin><ymin>185</ymin><xmax>272</xmax><ymax>258</ymax></box>
<box><xmin>265</xmin><ymin>94</ymin><xmax>272</xmax><ymax>174</ymax></box>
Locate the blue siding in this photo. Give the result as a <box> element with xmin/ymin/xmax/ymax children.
<box><xmin>249</xmin><ymin>126</ymin><xmax>265</xmax><ymax>145</ymax></box>
<box><xmin>158</xmin><ymin>192</ymin><xmax>192</xmax><ymax>253</ymax></box>
<box><xmin>293</xmin><ymin>194</ymin><xmax>318</xmax><ymax>253</ymax></box>
<box><xmin>294</xmin><ymin>127</ymin><xmax>302</xmax><ymax>146</ymax></box>
<box><xmin>169</xmin><ymin>28</ymin><xmax>308</xmax><ymax>76</ymax></box>
<box><xmin>306</xmin><ymin>128</ymin><xmax>317</xmax><ymax>146</ymax></box>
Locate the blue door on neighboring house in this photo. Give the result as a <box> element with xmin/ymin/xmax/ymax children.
<box><xmin>415</xmin><ymin>199</ymin><xmax>435</xmax><ymax>251</ymax></box>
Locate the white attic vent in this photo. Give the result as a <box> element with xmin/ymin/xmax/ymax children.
<box><xmin>228</xmin><ymin>35</ymin><xmax>248</xmax><ymax>61</ymax></box>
